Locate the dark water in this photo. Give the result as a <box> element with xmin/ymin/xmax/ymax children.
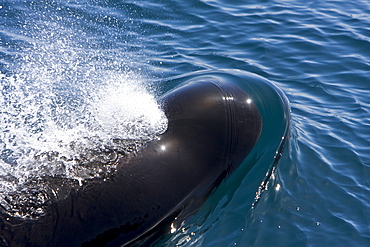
<box><xmin>1</xmin><ymin>0</ymin><xmax>370</xmax><ymax>246</ymax></box>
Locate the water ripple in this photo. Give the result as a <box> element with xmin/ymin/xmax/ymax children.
<box><xmin>1</xmin><ymin>0</ymin><xmax>370</xmax><ymax>245</ymax></box>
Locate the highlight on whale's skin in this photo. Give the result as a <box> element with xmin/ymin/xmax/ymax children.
<box><xmin>0</xmin><ymin>70</ymin><xmax>290</xmax><ymax>246</ymax></box>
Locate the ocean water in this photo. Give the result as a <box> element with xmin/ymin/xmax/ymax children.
<box><xmin>1</xmin><ymin>0</ymin><xmax>370</xmax><ymax>246</ymax></box>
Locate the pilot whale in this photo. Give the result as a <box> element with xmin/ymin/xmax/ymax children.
<box><xmin>0</xmin><ymin>70</ymin><xmax>289</xmax><ymax>246</ymax></box>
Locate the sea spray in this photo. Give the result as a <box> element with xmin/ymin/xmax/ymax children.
<box><xmin>0</xmin><ymin>1</ymin><xmax>167</xmax><ymax>218</ymax></box>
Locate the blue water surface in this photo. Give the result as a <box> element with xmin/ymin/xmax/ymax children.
<box><xmin>1</xmin><ymin>0</ymin><xmax>370</xmax><ymax>246</ymax></box>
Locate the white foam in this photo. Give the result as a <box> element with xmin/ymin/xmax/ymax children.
<box><xmin>90</xmin><ymin>75</ymin><xmax>168</xmax><ymax>141</ymax></box>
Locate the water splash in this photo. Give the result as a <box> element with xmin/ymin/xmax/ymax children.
<box><xmin>0</xmin><ymin>1</ymin><xmax>168</xmax><ymax>218</ymax></box>
<box><xmin>0</xmin><ymin>71</ymin><xmax>167</xmax><ymax>181</ymax></box>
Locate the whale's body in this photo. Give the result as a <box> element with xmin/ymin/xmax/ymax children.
<box><xmin>0</xmin><ymin>70</ymin><xmax>289</xmax><ymax>246</ymax></box>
